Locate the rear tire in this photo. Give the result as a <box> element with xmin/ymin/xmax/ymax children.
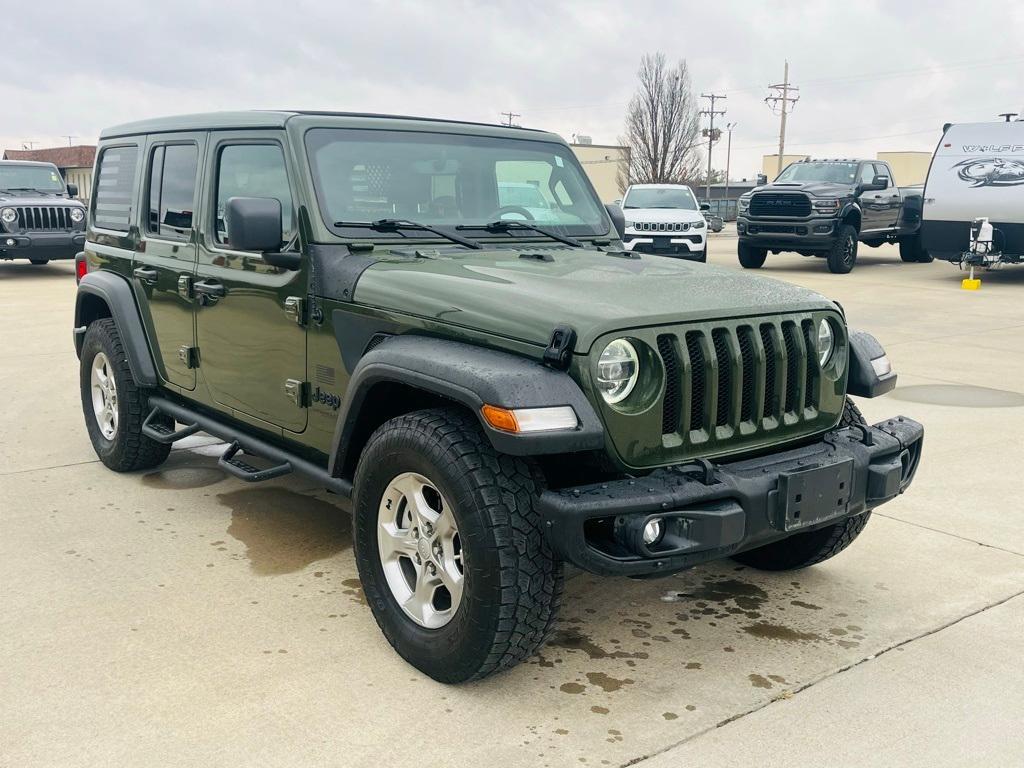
<box><xmin>29</xmin><ymin>258</ymin><xmax>49</xmax><ymax>265</ymax></box>
<box><xmin>738</xmin><ymin>242</ymin><xmax>767</xmax><ymax>269</ymax></box>
<box><xmin>353</xmin><ymin>407</ymin><xmax>564</xmax><ymax>683</ymax></box>
<box><xmin>731</xmin><ymin>399</ymin><xmax>872</xmax><ymax>571</ymax></box>
<box><xmin>79</xmin><ymin>318</ymin><xmax>172</xmax><ymax>472</ymax></box>
<box><xmin>826</xmin><ymin>225</ymin><xmax>858</xmax><ymax>274</ymax></box>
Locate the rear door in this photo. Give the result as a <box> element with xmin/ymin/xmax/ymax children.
<box><xmin>132</xmin><ymin>134</ymin><xmax>205</xmax><ymax>390</ymax></box>
<box><xmin>193</xmin><ymin>132</ymin><xmax>307</xmax><ymax>433</ymax></box>
<box><xmin>873</xmin><ymin>163</ymin><xmax>901</xmax><ymax>229</ymax></box>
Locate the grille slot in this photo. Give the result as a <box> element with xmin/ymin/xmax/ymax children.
<box><xmin>748</xmin><ymin>192</ymin><xmax>811</xmax><ymax>218</ymax></box>
<box><xmin>657</xmin><ymin>335</ymin><xmax>681</xmax><ymax>435</ymax></box>
<box><xmin>712</xmin><ymin>329</ymin><xmax>731</xmax><ymax>428</ymax></box>
<box><xmin>685</xmin><ymin>332</ymin><xmax>706</xmax><ymax>434</ymax></box>
<box><xmin>782</xmin><ymin>322</ymin><xmax>800</xmax><ymax>413</ymax></box>
<box><xmin>802</xmin><ymin>320</ymin><xmax>820</xmax><ymax>411</ymax></box>
<box><xmin>738</xmin><ymin>326</ymin><xmax>756</xmax><ymax>423</ymax></box>
<box><xmin>760</xmin><ymin>324</ymin><xmax>778</xmax><ymax>419</ymax></box>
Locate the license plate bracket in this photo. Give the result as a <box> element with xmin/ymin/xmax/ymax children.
<box><xmin>775</xmin><ymin>459</ymin><xmax>854</xmax><ymax>532</ymax></box>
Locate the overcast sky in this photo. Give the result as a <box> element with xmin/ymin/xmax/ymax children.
<box><xmin>5</xmin><ymin>0</ymin><xmax>1022</xmax><ymax>180</ymax></box>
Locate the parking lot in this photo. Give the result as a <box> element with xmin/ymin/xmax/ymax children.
<box><xmin>3</xmin><ymin>234</ymin><xmax>1023</xmax><ymax>767</ymax></box>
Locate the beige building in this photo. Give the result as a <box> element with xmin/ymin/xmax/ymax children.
<box><xmin>570</xmin><ymin>143</ymin><xmax>628</xmax><ymax>202</ymax></box>
<box><xmin>762</xmin><ymin>154</ymin><xmax>810</xmax><ymax>179</ymax></box>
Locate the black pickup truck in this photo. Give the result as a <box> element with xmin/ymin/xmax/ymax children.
<box><xmin>736</xmin><ymin>158</ymin><xmax>929</xmax><ymax>273</ymax></box>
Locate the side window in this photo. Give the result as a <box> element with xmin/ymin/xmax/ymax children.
<box><xmin>147</xmin><ymin>144</ymin><xmax>199</xmax><ymax>240</ymax></box>
<box><xmin>93</xmin><ymin>145</ymin><xmax>139</xmax><ymax>232</ymax></box>
<box><xmin>215</xmin><ymin>144</ymin><xmax>294</xmax><ymax>246</ymax></box>
<box><xmin>858</xmin><ymin>164</ymin><xmax>876</xmax><ymax>185</ymax></box>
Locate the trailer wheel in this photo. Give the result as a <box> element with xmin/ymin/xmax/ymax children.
<box><xmin>899</xmin><ymin>235</ymin><xmax>933</xmax><ymax>263</ymax></box>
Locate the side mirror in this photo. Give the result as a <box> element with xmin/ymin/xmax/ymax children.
<box><xmin>700</xmin><ymin>203</ymin><xmax>710</xmax><ymax>211</ymax></box>
<box><xmin>605</xmin><ymin>203</ymin><xmax>625</xmax><ymax>239</ymax></box>
<box><xmin>67</xmin><ymin>183</ymin><xmax>79</xmax><ymax>197</ymax></box>
<box><xmin>757</xmin><ymin>174</ymin><xmax>768</xmax><ymax>185</ymax></box>
<box><xmin>873</xmin><ymin>175</ymin><xmax>890</xmax><ymax>189</ymax></box>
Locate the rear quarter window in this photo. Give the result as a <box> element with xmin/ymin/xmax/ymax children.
<box><xmin>93</xmin><ymin>145</ymin><xmax>139</xmax><ymax>232</ymax></box>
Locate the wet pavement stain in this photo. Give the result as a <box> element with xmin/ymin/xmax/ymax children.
<box><xmin>219</xmin><ymin>488</ymin><xmax>351</xmax><ymax>575</ymax></box>
<box><xmin>666</xmin><ymin>578</ymin><xmax>769</xmax><ymax>612</ymax></box>
<box><xmin>560</xmin><ymin>682</ymin><xmax>585</xmax><ymax>694</ymax></box>
<box><xmin>662</xmin><ymin>712</ymin><xmax>678</xmax><ymax>720</ymax></box>
<box><xmin>590</xmin><ymin>706</ymin><xmax>609</xmax><ymax>715</ymax></box>
<box><xmin>341</xmin><ymin>578</ymin><xmax>367</xmax><ymax>605</ymax></box>
<box><xmin>742</xmin><ymin>622</ymin><xmax>823</xmax><ymax>642</ymax></box>
<box><xmin>791</xmin><ymin>600</ymin><xmax>823</xmax><ymax>610</ymax></box>
<box><xmin>585</xmin><ymin>671</ymin><xmax>634</xmax><ymax>693</ymax></box>
<box><xmin>142</xmin><ymin>466</ymin><xmax>226</xmax><ymax>489</ymax></box>
<box><xmin>548</xmin><ymin>629</ymin><xmax>649</xmax><ymax>661</ymax></box>
<box><xmin>749</xmin><ymin>673</ymin><xmax>773</xmax><ymax>689</ymax></box>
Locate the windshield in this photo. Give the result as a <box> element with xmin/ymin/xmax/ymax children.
<box><xmin>0</xmin><ymin>163</ymin><xmax>66</xmax><ymax>193</ymax></box>
<box><xmin>622</xmin><ymin>187</ymin><xmax>697</xmax><ymax>210</ymax></box>
<box><xmin>305</xmin><ymin>129</ymin><xmax>607</xmax><ymax>239</ymax></box>
<box><xmin>775</xmin><ymin>162</ymin><xmax>859</xmax><ymax>184</ymax></box>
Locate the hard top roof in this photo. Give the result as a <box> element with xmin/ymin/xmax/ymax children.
<box><xmin>100</xmin><ymin>110</ymin><xmax>560</xmax><ymax>142</ymax></box>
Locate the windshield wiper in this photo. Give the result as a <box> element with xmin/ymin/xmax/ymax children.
<box><xmin>456</xmin><ymin>220</ymin><xmax>584</xmax><ymax>248</ymax></box>
<box><xmin>332</xmin><ymin>218</ymin><xmax>482</xmax><ymax>250</ymax></box>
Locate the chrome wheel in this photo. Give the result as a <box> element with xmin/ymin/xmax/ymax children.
<box><xmin>90</xmin><ymin>351</ymin><xmax>119</xmax><ymax>440</ymax></box>
<box><xmin>377</xmin><ymin>472</ymin><xmax>464</xmax><ymax>629</ymax></box>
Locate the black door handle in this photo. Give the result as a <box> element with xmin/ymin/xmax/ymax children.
<box><xmin>133</xmin><ymin>266</ymin><xmax>158</xmax><ymax>284</ymax></box>
<box><xmin>193</xmin><ymin>279</ymin><xmax>226</xmax><ymax>305</ymax></box>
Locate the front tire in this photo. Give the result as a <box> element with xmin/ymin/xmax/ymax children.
<box><xmin>738</xmin><ymin>242</ymin><xmax>767</xmax><ymax>269</ymax></box>
<box><xmin>353</xmin><ymin>407</ymin><xmax>563</xmax><ymax>683</ymax></box>
<box><xmin>732</xmin><ymin>399</ymin><xmax>872</xmax><ymax>571</ymax></box>
<box><xmin>79</xmin><ymin>318</ymin><xmax>172</xmax><ymax>472</ymax></box>
<box><xmin>826</xmin><ymin>225</ymin><xmax>858</xmax><ymax>273</ymax></box>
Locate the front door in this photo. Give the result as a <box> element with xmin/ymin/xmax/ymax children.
<box><xmin>193</xmin><ymin>133</ymin><xmax>307</xmax><ymax>433</ymax></box>
<box><xmin>132</xmin><ymin>134</ymin><xmax>205</xmax><ymax>390</ymax></box>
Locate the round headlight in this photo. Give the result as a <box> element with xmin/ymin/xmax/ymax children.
<box><xmin>597</xmin><ymin>339</ymin><xmax>639</xmax><ymax>405</ymax></box>
<box><xmin>817</xmin><ymin>318</ymin><xmax>834</xmax><ymax>367</ymax></box>
<box><xmin>1</xmin><ymin>208</ymin><xmax>16</xmax><ymax>225</ymax></box>
<box><xmin>69</xmin><ymin>207</ymin><xmax>85</xmax><ymax>223</ymax></box>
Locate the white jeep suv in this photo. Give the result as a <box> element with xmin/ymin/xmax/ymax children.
<box><xmin>620</xmin><ymin>183</ymin><xmax>707</xmax><ymax>261</ymax></box>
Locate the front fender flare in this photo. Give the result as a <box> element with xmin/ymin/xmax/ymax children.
<box><xmin>328</xmin><ymin>335</ymin><xmax>605</xmax><ymax>477</ymax></box>
<box><xmin>75</xmin><ymin>271</ymin><xmax>158</xmax><ymax>386</ymax></box>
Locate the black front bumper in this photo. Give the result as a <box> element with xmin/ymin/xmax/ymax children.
<box><xmin>538</xmin><ymin>415</ymin><xmax>923</xmax><ymax>577</ymax></box>
<box><xmin>737</xmin><ymin>215</ymin><xmax>838</xmax><ymax>250</ymax></box>
<box><xmin>0</xmin><ymin>231</ymin><xmax>85</xmax><ymax>261</ymax></box>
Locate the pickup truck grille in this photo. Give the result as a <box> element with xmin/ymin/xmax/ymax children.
<box><xmin>655</xmin><ymin>318</ymin><xmax>823</xmax><ymax>442</ymax></box>
<box><xmin>748</xmin><ymin>193</ymin><xmax>811</xmax><ymax>218</ymax></box>
<box><xmin>13</xmin><ymin>206</ymin><xmax>75</xmax><ymax>232</ymax></box>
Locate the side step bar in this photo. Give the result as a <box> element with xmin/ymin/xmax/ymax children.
<box><xmin>145</xmin><ymin>396</ymin><xmax>353</xmax><ymax>499</ymax></box>
<box><xmin>141</xmin><ymin>408</ymin><xmax>201</xmax><ymax>444</ymax></box>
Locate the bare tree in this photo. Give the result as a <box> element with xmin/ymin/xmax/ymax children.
<box><xmin>617</xmin><ymin>54</ymin><xmax>703</xmax><ymax>193</ymax></box>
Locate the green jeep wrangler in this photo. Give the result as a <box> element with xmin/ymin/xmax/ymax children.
<box><xmin>74</xmin><ymin>111</ymin><xmax>923</xmax><ymax>683</ymax></box>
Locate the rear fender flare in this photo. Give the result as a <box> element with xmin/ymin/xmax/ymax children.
<box><xmin>75</xmin><ymin>271</ymin><xmax>158</xmax><ymax>387</ymax></box>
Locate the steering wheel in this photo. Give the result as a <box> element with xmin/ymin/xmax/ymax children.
<box><xmin>486</xmin><ymin>205</ymin><xmax>535</xmax><ymax>221</ymax></box>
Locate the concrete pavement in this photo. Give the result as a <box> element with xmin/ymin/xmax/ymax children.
<box><xmin>2</xmin><ymin>239</ymin><xmax>1022</xmax><ymax>767</ymax></box>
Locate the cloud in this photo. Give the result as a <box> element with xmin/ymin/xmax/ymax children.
<box><xmin>4</xmin><ymin>0</ymin><xmax>1023</xmax><ymax>178</ymax></box>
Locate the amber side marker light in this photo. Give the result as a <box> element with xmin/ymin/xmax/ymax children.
<box><xmin>480</xmin><ymin>405</ymin><xmax>578</xmax><ymax>434</ymax></box>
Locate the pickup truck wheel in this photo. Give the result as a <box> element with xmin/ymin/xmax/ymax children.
<box><xmin>353</xmin><ymin>407</ymin><xmax>564</xmax><ymax>683</ymax></box>
<box><xmin>79</xmin><ymin>318</ymin><xmax>172</xmax><ymax>472</ymax></box>
<box><xmin>826</xmin><ymin>225</ymin><xmax>858</xmax><ymax>274</ymax></box>
<box><xmin>899</xmin><ymin>235</ymin><xmax>933</xmax><ymax>263</ymax></box>
<box><xmin>737</xmin><ymin>243</ymin><xmax>767</xmax><ymax>269</ymax></box>
<box><xmin>731</xmin><ymin>399</ymin><xmax>872</xmax><ymax>570</ymax></box>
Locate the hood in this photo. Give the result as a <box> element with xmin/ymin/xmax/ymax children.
<box><xmin>352</xmin><ymin>247</ymin><xmax>835</xmax><ymax>352</ymax></box>
<box><xmin>0</xmin><ymin>190</ymin><xmax>83</xmax><ymax>206</ymax></box>
<box><xmin>622</xmin><ymin>207</ymin><xmax>705</xmax><ymax>223</ymax></box>
<box><xmin>752</xmin><ymin>181</ymin><xmax>853</xmax><ymax>198</ymax></box>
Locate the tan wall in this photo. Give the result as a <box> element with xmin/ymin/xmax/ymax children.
<box><xmin>571</xmin><ymin>144</ymin><xmax>627</xmax><ymax>202</ymax></box>
<box><xmin>876</xmin><ymin>152</ymin><xmax>931</xmax><ymax>186</ymax></box>
<box><xmin>64</xmin><ymin>167</ymin><xmax>93</xmax><ymax>204</ymax></box>
<box><xmin>762</xmin><ymin>154</ymin><xmax>810</xmax><ymax>180</ymax></box>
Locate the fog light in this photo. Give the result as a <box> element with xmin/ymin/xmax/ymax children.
<box><xmin>5</xmin><ymin>238</ymin><xmax>14</xmax><ymax>247</ymax></box>
<box><xmin>642</xmin><ymin>518</ymin><xmax>664</xmax><ymax>546</ymax></box>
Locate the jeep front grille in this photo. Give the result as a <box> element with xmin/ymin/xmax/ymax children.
<box><xmin>656</xmin><ymin>318</ymin><xmax>823</xmax><ymax>441</ymax></box>
<box><xmin>634</xmin><ymin>221</ymin><xmax>692</xmax><ymax>232</ymax></box>
<box><xmin>13</xmin><ymin>206</ymin><xmax>75</xmax><ymax>232</ymax></box>
<box><xmin>748</xmin><ymin>192</ymin><xmax>811</xmax><ymax>218</ymax></box>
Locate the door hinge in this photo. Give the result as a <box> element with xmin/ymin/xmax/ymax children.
<box><xmin>284</xmin><ymin>379</ymin><xmax>311</xmax><ymax>407</ymax></box>
<box><xmin>178</xmin><ymin>345</ymin><xmax>199</xmax><ymax>369</ymax></box>
<box><xmin>283</xmin><ymin>296</ymin><xmax>305</xmax><ymax>325</ymax></box>
<box><xmin>177</xmin><ymin>274</ymin><xmax>193</xmax><ymax>300</ymax></box>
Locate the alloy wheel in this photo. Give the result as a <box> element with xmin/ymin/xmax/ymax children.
<box><xmin>90</xmin><ymin>351</ymin><xmax>119</xmax><ymax>440</ymax></box>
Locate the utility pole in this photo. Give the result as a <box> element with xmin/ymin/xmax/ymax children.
<box><xmin>765</xmin><ymin>61</ymin><xmax>799</xmax><ymax>176</ymax></box>
<box><xmin>699</xmin><ymin>93</ymin><xmax>726</xmax><ymax>203</ymax></box>
<box><xmin>62</xmin><ymin>135</ymin><xmax>77</xmax><ymax>147</ymax></box>
<box><xmin>998</xmin><ymin>112</ymin><xmax>1018</xmax><ymax>122</ymax></box>
<box><xmin>500</xmin><ymin>111</ymin><xmax>521</xmax><ymax>127</ymax></box>
<box><xmin>724</xmin><ymin>123</ymin><xmax>736</xmax><ymax>216</ymax></box>
<box><xmin>22</xmin><ymin>140</ymin><xmax>37</xmax><ymax>150</ymax></box>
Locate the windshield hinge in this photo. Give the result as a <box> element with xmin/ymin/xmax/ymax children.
<box><xmin>543</xmin><ymin>325</ymin><xmax>576</xmax><ymax>370</ymax></box>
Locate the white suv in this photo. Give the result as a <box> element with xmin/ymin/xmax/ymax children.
<box><xmin>620</xmin><ymin>183</ymin><xmax>708</xmax><ymax>261</ymax></box>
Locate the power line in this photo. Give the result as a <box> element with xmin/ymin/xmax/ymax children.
<box><xmin>699</xmin><ymin>93</ymin><xmax>726</xmax><ymax>201</ymax></box>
